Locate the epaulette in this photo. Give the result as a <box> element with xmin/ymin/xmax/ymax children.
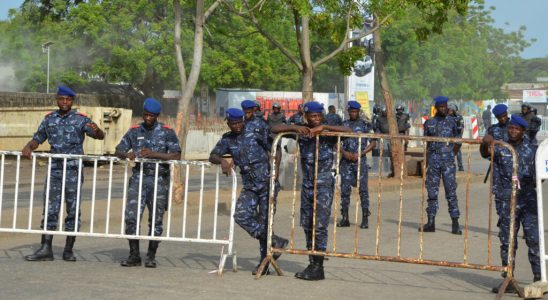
<box><xmin>76</xmin><ymin>112</ymin><xmax>88</xmax><ymax>117</ymax></box>
<box><xmin>130</xmin><ymin>124</ymin><xmax>141</xmax><ymax>129</ymax></box>
<box><xmin>45</xmin><ymin>111</ymin><xmax>55</xmax><ymax>116</ymax></box>
<box><xmin>162</xmin><ymin>124</ymin><xmax>173</xmax><ymax>130</ymax></box>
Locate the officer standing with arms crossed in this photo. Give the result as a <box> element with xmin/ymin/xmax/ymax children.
<box><xmin>337</xmin><ymin>101</ymin><xmax>376</xmax><ymax>229</ymax></box>
<box><xmin>419</xmin><ymin>96</ymin><xmax>462</xmax><ymax>235</ymax></box>
<box><xmin>115</xmin><ymin>98</ymin><xmax>181</xmax><ymax>268</ymax></box>
<box><xmin>288</xmin><ymin>104</ymin><xmax>305</xmax><ymax>125</ymax></box>
<box><xmin>272</xmin><ymin>102</ymin><xmax>351</xmax><ymax>281</ymax></box>
<box><xmin>209</xmin><ymin>108</ymin><xmax>288</xmax><ymax>276</ymax></box>
<box><xmin>482</xmin><ymin>116</ymin><xmax>541</xmax><ymax>293</ymax></box>
<box><xmin>23</xmin><ymin>85</ymin><xmax>105</xmax><ymax>262</ymax></box>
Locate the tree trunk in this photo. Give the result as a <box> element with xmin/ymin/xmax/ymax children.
<box><xmin>373</xmin><ymin>28</ymin><xmax>406</xmax><ymax>178</ymax></box>
<box><xmin>302</xmin><ymin>66</ymin><xmax>314</xmax><ymax>102</ymax></box>
<box><xmin>300</xmin><ymin>15</ymin><xmax>313</xmax><ymax>102</ymax></box>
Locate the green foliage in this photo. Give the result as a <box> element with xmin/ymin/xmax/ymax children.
<box><xmin>512</xmin><ymin>57</ymin><xmax>548</xmax><ymax>82</ymax></box>
<box><xmin>379</xmin><ymin>3</ymin><xmax>530</xmax><ymax>100</ymax></box>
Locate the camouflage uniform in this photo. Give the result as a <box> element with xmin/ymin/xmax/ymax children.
<box><xmin>340</xmin><ymin>118</ymin><xmax>373</xmax><ymax>214</ymax></box>
<box><xmin>288</xmin><ymin>112</ymin><xmax>305</xmax><ymax>125</ymax></box>
<box><xmin>494</xmin><ymin>137</ymin><xmax>540</xmax><ymax>276</ymax></box>
<box><xmin>32</xmin><ymin>110</ymin><xmax>100</xmax><ymax>231</ymax></box>
<box><xmin>452</xmin><ymin>113</ymin><xmax>465</xmax><ymax>170</ymax></box>
<box><xmin>487</xmin><ymin>121</ymin><xmax>509</xmax><ymax>217</ymax></box>
<box><xmin>267</xmin><ymin>112</ymin><xmax>286</xmax><ymax>128</ymax></box>
<box><xmin>210</xmin><ymin>125</ymin><xmax>272</xmax><ymax>256</ymax></box>
<box><xmin>296</xmin><ymin>134</ymin><xmax>337</xmax><ymax>251</ymax></box>
<box><xmin>325</xmin><ymin>112</ymin><xmax>343</xmax><ymax>126</ymax></box>
<box><xmin>116</xmin><ymin>122</ymin><xmax>181</xmax><ymax>236</ymax></box>
<box><xmin>423</xmin><ymin>115</ymin><xmax>461</xmax><ymax>218</ymax></box>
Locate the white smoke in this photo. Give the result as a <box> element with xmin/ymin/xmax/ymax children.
<box><xmin>0</xmin><ymin>65</ymin><xmax>21</xmax><ymax>92</ymax></box>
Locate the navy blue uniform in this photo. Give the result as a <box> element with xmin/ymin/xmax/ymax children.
<box><xmin>116</xmin><ymin>122</ymin><xmax>181</xmax><ymax>236</ymax></box>
<box><xmin>288</xmin><ymin>112</ymin><xmax>305</xmax><ymax>125</ymax></box>
<box><xmin>340</xmin><ymin>118</ymin><xmax>373</xmax><ymax>213</ymax></box>
<box><xmin>32</xmin><ymin>110</ymin><xmax>100</xmax><ymax>231</ymax></box>
<box><xmin>423</xmin><ymin>115</ymin><xmax>461</xmax><ymax>218</ymax></box>
<box><xmin>210</xmin><ymin>125</ymin><xmax>273</xmax><ymax>256</ymax></box>
<box><xmin>487</xmin><ymin>121</ymin><xmax>509</xmax><ymax>217</ymax></box>
<box><xmin>325</xmin><ymin>113</ymin><xmax>343</xmax><ymax>126</ymax></box>
<box><xmin>494</xmin><ymin>138</ymin><xmax>540</xmax><ymax>275</ymax></box>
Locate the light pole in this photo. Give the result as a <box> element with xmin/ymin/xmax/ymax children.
<box><xmin>42</xmin><ymin>41</ymin><xmax>54</xmax><ymax>93</ymax></box>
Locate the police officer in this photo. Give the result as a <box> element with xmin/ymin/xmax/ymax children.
<box><xmin>448</xmin><ymin>104</ymin><xmax>464</xmax><ymax>171</ymax></box>
<box><xmin>288</xmin><ymin>104</ymin><xmax>305</xmax><ymax>125</ymax></box>
<box><xmin>267</xmin><ymin>102</ymin><xmax>287</xmax><ymax>128</ymax></box>
<box><xmin>254</xmin><ymin>100</ymin><xmax>265</xmax><ymax>120</ymax></box>
<box><xmin>325</xmin><ymin>105</ymin><xmax>343</xmax><ymax>126</ymax></box>
<box><xmin>272</xmin><ymin>102</ymin><xmax>351</xmax><ymax>281</ymax></box>
<box><xmin>22</xmin><ymin>85</ymin><xmax>105</xmax><ymax>262</ymax></box>
<box><xmin>396</xmin><ymin>105</ymin><xmax>410</xmax><ymax>151</ymax></box>
<box><xmin>419</xmin><ymin>96</ymin><xmax>462</xmax><ymax>235</ymax></box>
<box><xmin>480</xmin><ymin>104</ymin><xmax>510</xmax><ymax>219</ymax></box>
<box><xmin>483</xmin><ymin>104</ymin><xmax>492</xmax><ymax>132</ymax></box>
<box><xmin>210</xmin><ymin>108</ymin><xmax>288</xmax><ymax>276</ymax></box>
<box><xmin>486</xmin><ymin>116</ymin><xmax>541</xmax><ymax>293</ymax></box>
<box><xmin>115</xmin><ymin>98</ymin><xmax>181</xmax><ymax>268</ymax></box>
<box><xmin>520</xmin><ymin>103</ymin><xmax>541</xmax><ymax>144</ymax></box>
<box><xmin>374</xmin><ymin>106</ymin><xmax>393</xmax><ymax>177</ymax></box>
<box><xmin>337</xmin><ymin>101</ymin><xmax>376</xmax><ymax>229</ymax></box>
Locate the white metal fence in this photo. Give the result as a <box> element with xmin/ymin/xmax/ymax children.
<box><xmin>0</xmin><ymin>151</ymin><xmax>238</xmax><ymax>274</ymax></box>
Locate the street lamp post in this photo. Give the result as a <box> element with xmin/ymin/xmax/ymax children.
<box><xmin>42</xmin><ymin>42</ymin><xmax>54</xmax><ymax>93</ymax></box>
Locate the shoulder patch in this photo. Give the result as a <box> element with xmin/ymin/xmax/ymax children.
<box><xmin>162</xmin><ymin>125</ymin><xmax>173</xmax><ymax>130</ymax></box>
<box><xmin>130</xmin><ymin>124</ymin><xmax>140</xmax><ymax>129</ymax></box>
<box><xmin>45</xmin><ymin>111</ymin><xmax>54</xmax><ymax>116</ymax></box>
<box><xmin>76</xmin><ymin>112</ymin><xmax>88</xmax><ymax>117</ymax></box>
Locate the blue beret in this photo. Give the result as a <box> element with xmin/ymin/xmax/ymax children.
<box><xmin>492</xmin><ymin>104</ymin><xmax>508</xmax><ymax>117</ymax></box>
<box><xmin>143</xmin><ymin>98</ymin><xmax>162</xmax><ymax>114</ymax></box>
<box><xmin>433</xmin><ymin>96</ymin><xmax>448</xmax><ymax>105</ymax></box>
<box><xmin>303</xmin><ymin>101</ymin><xmax>324</xmax><ymax>113</ymax></box>
<box><xmin>509</xmin><ymin>115</ymin><xmax>528</xmax><ymax>129</ymax></box>
<box><xmin>241</xmin><ymin>100</ymin><xmax>257</xmax><ymax>110</ymax></box>
<box><xmin>57</xmin><ymin>85</ymin><xmax>76</xmax><ymax>97</ymax></box>
<box><xmin>347</xmin><ymin>101</ymin><xmax>361</xmax><ymax>110</ymax></box>
<box><xmin>225</xmin><ymin>108</ymin><xmax>244</xmax><ymax>121</ymax></box>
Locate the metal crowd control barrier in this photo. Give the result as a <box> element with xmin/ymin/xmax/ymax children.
<box><xmin>0</xmin><ymin>151</ymin><xmax>238</xmax><ymax>274</ymax></box>
<box><xmin>257</xmin><ymin>132</ymin><xmax>521</xmax><ymax>299</ymax></box>
<box><xmin>527</xmin><ymin>139</ymin><xmax>548</xmax><ymax>297</ymax></box>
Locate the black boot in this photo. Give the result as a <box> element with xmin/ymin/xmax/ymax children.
<box><xmin>534</xmin><ymin>273</ymin><xmax>541</xmax><ymax>282</ymax></box>
<box><xmin>295</xmin><ymin>255</ymin><xmax>325</xmax><ymax>281</ymax></box>
<box><xmin>25</xmin><ymin>234</ymin><xmax>54</xmax><ymax>261</ymax></box>
<box><xmin>121</xmin><ymin>240</ymin><xmax>141</xmax><ymax>267</ymax></box>
<box><xmin>491</xmin><ymin>282</ymin><xmax>517</xmax><ymax>294</ymax></box>
<box><xmin>418</xmin><ymin>216</ymin><xmax>435</xmax><ymax>232</ymax></box>
<box><xmin>144</xmin><ymin>241</ymin><xmax>159</xmax><ymax>268</ymax></box>
<box><xmin>360</xmin><ymin>209</ymin><xmax>371</xmax><ymax>229</ymax></box>
<box><xmin>451</xmin><ymin>218</ymin><xmax>462</xmax><ymax>235</ymax></box>
<box><xmin>252</xmin><ymin>256</ymin><xmax>271</xmax><ymax>276</ymax></box>
<box><xmin>62</xmin><ymin>236</ymin><xmax>77</xmax><ymax>261</ymax></box>
<box><xmin>337</xmin><ymin>210</ymin><xmax>350</xmax><ymax>227</ymax></box>
<box><xmin>271</xmin><ymin>234</ymin><xmax>289</xmax><ymax>260</ymax></box>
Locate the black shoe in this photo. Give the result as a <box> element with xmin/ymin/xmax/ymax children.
<box><xmin>144</xmin><ymin>241</ymin><xmax>159</xmax><ymax>268</ymax></box>
<box><xmin>252</xmin><ymin>264</ymin><xmax>271</xmax><ymax>276</ymax></box>
<box><xmin>458</xmin><ymin>167</ymin><xmax>464</xmax><ymax>172</ymax></box>
<box><xmin>271</xmin><ymin>235</ymin><xmax>289</xmax><ymax>260</ymax></box>
<box><xmin>360</xmin><ymin>210</ymin><xmax>371</xmax><ymax>229</ymax></box>
<box><xmin>121</xmin><ymin>240</ymin><xmax>141</xmax><ymax>267</ymax></box>
<box><xmin>25</xmin><ymin>235</ymin><xmax>54</xmax><ymax>261</ymax></box>
<box><xmin>491</xmin><ymin>282</ymin><xmax>517</xmax><ymax>294</ymax></box>
<box><xmin>337</xmin><ymin>210</ymin><xmax>350</xmax><ymax>227</ymax></box>
<box><xmin>451</xmin><ymin>218</ymin><xmax>462</xmax><ymax>235</ymax></box>
<box><xmin>534</xmin><ymin>273</ymin><xmax>541</xmax><ymax>282</ymax></box>
<box><xmin>418</xmin><ymin>216</ymin><xmax>435</xmax><ymax>232</ymax></box>
<box><xmin>62</xmin><ymin>236</ymin><xmax>77</xmax><ymax>261</ymax></box>
<box><xmin>295</xmin><ymin>256</ymin><xmax>324</xmax><ymax>281</ymax></box>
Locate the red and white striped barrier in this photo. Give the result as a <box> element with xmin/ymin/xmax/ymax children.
<box><xmin>471</xmin><ymin>117</ymin><xmax>479</xmax><ymax>139</ymax></box>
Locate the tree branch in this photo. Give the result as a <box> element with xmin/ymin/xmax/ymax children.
<box><xmin>204</xmin><ymin>0</ymin><xmax>222</xmax><ymax>21</ymax></box>
<box><xmin>313</xmin><ymin>13</ymin><xmax>392</xmax><ymax>68</ymax></box>
<box><xmin>173</xmin><ymin>0</ymin><xmax>187</xmax><ymax>89</ymax></box>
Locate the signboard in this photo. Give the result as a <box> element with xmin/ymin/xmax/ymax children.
<box><xmin>347</xmin><ymin>31</ymin><xmax>375</xmax><ymax>118</ymax></box>
<box><xmin>355</xmin><ymin>91</ymin><xmax>371</xmax><ymax>119</ymax></box>
<box><xmin>523</xmin><ymin>90</ymin><xmax>547</xmax><ymax>103</ymax></box>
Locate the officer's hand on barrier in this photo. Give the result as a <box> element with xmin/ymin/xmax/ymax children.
<box><xmin>126</xmin><ymin>152</ymin><xmax>136</xmax><ymax>160</ymax></box>
<box><xmin>220</xmin><ymin>160</ymin><xmax>233</xmax><ymax>176</ymax></box>
<box><xmin>87</xmin><ymin>122</ymin><xmax>99</xmax><ymax>132</ymax></box>
<box><xmin>482</xmin><ymin>134</ymin><xmax>494</xmax><ymax>145</ymax></box>
<box><xmin>292</xmin><ymin>125</ymin><xmax>310</xmax><ymax>136</ymax></box>
<box><xmin>140</xmin><ymin>148</ymin><xmax>153</xmax><ymax>158</ymax></box>
<box><xmin>21</xmin><ymin>146</ymin><xmax>32</xmax><ymax>160</ymax></box>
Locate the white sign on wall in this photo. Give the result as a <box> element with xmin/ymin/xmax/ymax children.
<box><xmin>523</xmin><ymin>89</ymin><xmax>547</xmax><ymax>103</ymax></box>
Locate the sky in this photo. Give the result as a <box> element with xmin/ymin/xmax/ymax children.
<box><xmin>0</xmin><ymin>0</ymin><xmax>547</xmax><ymax>58</ymax></box>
